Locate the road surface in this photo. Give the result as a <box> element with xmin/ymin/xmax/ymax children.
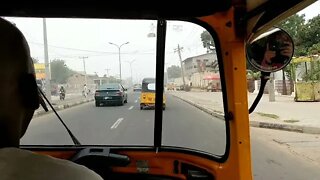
<box><xmin>21</xmin><ymin>92</ymin><xmax>320</xmax><ymax>179</ymax></box>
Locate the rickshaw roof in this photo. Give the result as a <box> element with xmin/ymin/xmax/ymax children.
<box><xmin>0</xmin><ymin>0</ymin><xmax>314</xmax><ymax>38</ymax></box>
<box><xmin>142</xmin><ymin>78</ymin><xmax>155</xmax><ymax>84</ymax></box>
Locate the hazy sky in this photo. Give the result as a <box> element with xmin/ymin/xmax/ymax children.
<box><xmin>4</xmin><ymin>1</ymin><xmax>319</xmax><ymax>82</ymax></box>
<box><xmin>4</xmin><ymin>18</ymin><xmax>206</xmax><ymax>82</ymax></box>
<box><xmin>298</xmin><ymin>0</ymin><xmax>320</xmax><ymax>19</ymax></box>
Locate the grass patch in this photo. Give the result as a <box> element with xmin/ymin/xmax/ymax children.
<box><xmin>256</xmin><ymin>112</ymin><xmax>279</xmax><ymax>119</ymax></box>
<box><xmin>283</xmin><ymin>119</ymin><xmax>300</xmax><ymax>123</ymax></box>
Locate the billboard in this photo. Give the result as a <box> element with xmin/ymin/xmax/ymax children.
<box><xmin>34</xmin><ymin>63</ymin><xmax>46</xmax><ymax>79</ymax></box>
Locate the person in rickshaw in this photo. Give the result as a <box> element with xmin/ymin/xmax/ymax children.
<box><xmin>0</xmin><ymin>18</ymin><xmax>102</xmax><ymax>180</ymax></box>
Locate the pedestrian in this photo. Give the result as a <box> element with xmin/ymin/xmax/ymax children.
<box><xmin>83</xmin><ymin>84</ymin><xmax>88</xmax><ymax>98</ymax></box>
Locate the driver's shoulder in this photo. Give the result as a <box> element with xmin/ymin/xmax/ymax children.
<box><xmin>0</xmin><ymin>147</ymin><xmax>102</xmax><ymax>180</ymax></box>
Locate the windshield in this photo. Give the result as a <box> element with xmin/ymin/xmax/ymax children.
<box><xmin>7</xmin><ymin>17</ymin><xmax>226</xmax><ymax>156</ymax></box>
<box><xmin>147</xmin><ymin>83</ymin><xmax>156</xmax><ymax>91</ymax></box>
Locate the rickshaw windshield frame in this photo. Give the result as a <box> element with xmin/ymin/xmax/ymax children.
<box><xmin>152</xmin><ymin>18</ymin><xmax>230</xmax><ymax>162</ymax></box>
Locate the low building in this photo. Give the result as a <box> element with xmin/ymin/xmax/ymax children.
<box><xmin>66</xmin><ymin>72</ymin><xmax>97</xmax><ymax>92</ymax></box>
<box><xmin>181</xmin><ymin>52</ymin><xmax>220</xmax><ymax>89</ymax></box>
<box><xmin>183</xmin><ymin>52</ymin><xmax>218</xmax><ymax>79</ymax></box>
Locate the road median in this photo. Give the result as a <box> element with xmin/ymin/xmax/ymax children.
<box><xmin>34</xmin><ymin>97</ymin><xmax>94</xmax><ymax>118</ymax></box>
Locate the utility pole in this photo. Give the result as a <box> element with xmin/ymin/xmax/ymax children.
<box><xmin>174</xmin><ymin>44</ymin><xmax>186</xmax><ymax>88</ymax></box>
<box><xmin>105</xmin><ymin>68</ymin><xmax>110</xmax><ymax>77</ymax></box>
<box><xmin>125</xmin><ymin>59</ymin><xmax>136</xmax><ymax>87</ymax></box>
<box><xmin>268</xmin><ymin>73</ymin><xmax>276</xmax><ymax>102</ymax></box>
<box><xmin>79</xmin><ymin>56</ymin><xmax>88</xmax><ymax>85</ymax></box>
<box><xmin>105</xmin><ymin>68</ymin><xmax>110</xmax><ymax>83</ymax></box>
<box><xmin>165</xmin><ymin>63</ymin><xmax>170</xmax><ymax>85</ymax></box>
<box><xmin>43</xmin><ymin>18</ymin><xmax>51</xmax><ymax>102</ymax></box>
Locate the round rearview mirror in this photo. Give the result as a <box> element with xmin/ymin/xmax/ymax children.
<box><xmin>246</xmin><ymin>27</ymin><xmax>294</xmax><ymax>72</ymax></box>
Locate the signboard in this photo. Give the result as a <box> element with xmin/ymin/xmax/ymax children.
<box><xmin>34</xmin><ymin>63</ymin><xmax>46</xmax><ymax>79</ymax></box>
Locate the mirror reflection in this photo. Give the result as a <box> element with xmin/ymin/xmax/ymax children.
<box><xmin>246</xmin><ymin>28</ymin><xmax>294</xmax><ymax>72</ymax></box>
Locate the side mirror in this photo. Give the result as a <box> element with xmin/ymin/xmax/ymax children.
<box><xmin>246</xmin><ymin>27</ymin><xmax>294</xmax><ymax>72</ymax></box>
<box><xmin>246</xmin><ymin>27</ymin><xmax>294</xmax><ymax>114</ymax></box>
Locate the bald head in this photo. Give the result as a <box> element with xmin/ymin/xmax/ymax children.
<box><xmin>0</xmin><ymin>18</ymin><xmax>39</xmax><ymax>148</ymax></box>
<box><xmin>0</xmin><ymin>19</ymin><xmax>34</xmax><ymax>73</ymax></box>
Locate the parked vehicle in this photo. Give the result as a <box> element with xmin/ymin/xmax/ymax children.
<box><xmin>206</xmin><ymin>82</ymin><xmax>221</xmax><ymax>92</ymax></box>
<box><xmin>166</xmin><ymin>83</ymin><xmax>175</xmax><ymax>90</ymax></box>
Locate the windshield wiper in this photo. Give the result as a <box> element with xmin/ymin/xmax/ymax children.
<box><xmin>38</xmin><ymin>88</ymin><xmax>81</xmax><ymax>146</ymax></box>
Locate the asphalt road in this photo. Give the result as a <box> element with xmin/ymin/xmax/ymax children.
<box><xmin>251</xmin><ymin>128</ymin><xmax>320</xmax><ymax>180</ymax></box>
<box><xmin>21</xmin><ymin>92</ymin><xmax>320</xmax><ymax>179</ymax></box>
<box><xmin>22</xmin><ymin>92</ymin><xmax>226</xmax><ymax>154</ymax></box>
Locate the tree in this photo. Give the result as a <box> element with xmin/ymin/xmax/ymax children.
<box><xmin>200</xmin><ymin>30</ymin><xmax>215</xmax><ymax>53</ymax></box>
<box><xmin>32</xmin><ymin>57</ymin><xmax>39</xmax><ymax>63</ymax></box>
<box><xmin>278</xmin><ymin>14</ymin><xmax>306</xmax><ymax>94</ymax></box>
<box><xmin>279</xmin><ymin>14</ymin><xmax>320</xmax><ymax>92</ymax></box>
<box><xmin>300</xmin><ymin>15</ymin><xmax>320</xmax><ymax>55</ymax></box>
<box><xmin>167</xmin><ymin>65</ymin><xmax>181</xmax><ymax>79</ymax></box>
<box><xmin>50</xmin><ymin>59</ymin><xmax>75</xmax><ymax>84</ymax></box>
<box><xmin>309</xmin><ymin>43</ymin><xmax>320</xmax><ymax>55</ymax></box>
<box><xmin>279</xmin><ymin>14</ymin><xmax>320</xmax><ymax>56</ymax></box>
<box><xmin>278</xmin><ymin>14</ymin><xmax>306</xmax><ymax>56</ymax></box>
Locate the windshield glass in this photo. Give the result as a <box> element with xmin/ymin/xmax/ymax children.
<box><xmin>7</xmin><ymin>17</ymin><xmax>226</xmax><ymax>156</ymax></box>
<box><xmin>147</xmin><ymin>83</ymin><xmax>156</xmax><ymax>91</ymax></box>
<box><xmin>162</xmin><ymin>21</ymin><xmax>226</xmax><ymax>155</ymax></box>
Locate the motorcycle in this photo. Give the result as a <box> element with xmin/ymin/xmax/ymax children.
<box><xmin>59</xmin><ymin>91</ymin><xmax>65</xmax><ymax>100</ymax></box>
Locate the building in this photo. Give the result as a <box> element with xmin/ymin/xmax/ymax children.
<box><xmin>180</xmin><ymin>52</ymin><xmax>220</xmax><ymax>88</ymax></box>
<box><xmin>183</xmin><ymin>52</ymin><xmax>218</xmax><ymax>79</ymax></box>
<box><xmin>66</xmin><ymin>72</ymin><xmax>98</xmax><ymax>92</ymax></box>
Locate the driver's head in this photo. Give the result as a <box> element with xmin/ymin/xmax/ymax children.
<box><xmin>0</xmin><ymin>18</ymin><xmax>39</xmax><ymax>148</ymax></box>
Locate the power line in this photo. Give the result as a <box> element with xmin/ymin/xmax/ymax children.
<box><xmin>30</xmin><ymin>41</ymin><xmax>117</xmax><ymax>54</ymax></box>
<box><xmin>29</xmin><ymin>41</ymin><xmax>158</xmax><ymax>55</ymax></box>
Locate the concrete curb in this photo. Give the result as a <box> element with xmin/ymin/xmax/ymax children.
<box><xmin>250</xmin><ymin>121</ymin><xmax>320</xmax><ymax>134</ymax></box>
<box><xmin>33</xmin><ymin>98</ymin><xmax>94</xmax><ymax>118</ymax></box>
<box><xmin>172</xmin><ymin>93</ymin><xmax>320</xmax><ymax>134</ymax></box>
<box><xmin>171</xmin><ymin>94</ymin><xmax>224</xmax><ymax>120</ymax></box>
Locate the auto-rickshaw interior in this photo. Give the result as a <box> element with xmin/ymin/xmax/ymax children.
<box><xmin>0</xmin><ymin>0</ymin><xmax>316</xmax><ymax>179</ymax></box>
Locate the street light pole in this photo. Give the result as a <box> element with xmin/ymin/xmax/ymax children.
<box><xmin>109</xmin><ymin>42</ymin><xmax>129</xmax><ymax>83</ymax></box>
<box><xmin>125</xmin><ymin>59</ymin><xmax>136</xmax><ymax>86</ymax></box>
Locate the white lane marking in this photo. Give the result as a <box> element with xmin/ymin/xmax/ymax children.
<box><xmin>110</xmin><ymin>118</ymin><xmax>124</xmax><ymax>129</ymax></box>
<box><xmin>128</xmin><ymin>106</ymin><xmax>134</xmax><ymax>110</ymax></box>
<box><xmin>135</xmin><ymin>100</ymin><xmax>138</xmax><ymax>103</ymax></box>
